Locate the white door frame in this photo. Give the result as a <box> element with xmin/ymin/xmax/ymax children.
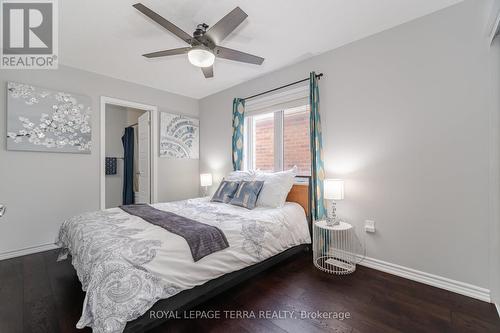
<box><xmin>100</xmin><ymin>96</ymin><xmax>158</xmax><ymax>210</ymax></box>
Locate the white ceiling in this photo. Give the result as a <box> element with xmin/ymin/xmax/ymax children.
<box><xmin>60</xmin><ymin>0</ymin><xmax>462</xmax><ymax>99</ymax></box>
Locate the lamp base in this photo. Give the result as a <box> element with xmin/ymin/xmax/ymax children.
<box><xmin>326</xmin><ymin>200</ymin><xmax>340</xmax><ymax>226</ymax></box>
<box><xmin>326</xmin><ymin>217</ymin><xmax>341</xmax><ymax>226</ymax></box>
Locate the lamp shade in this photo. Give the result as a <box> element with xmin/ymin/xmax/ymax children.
<box><xmin>200</xmin><ymin>173</ymin><xmax>213</xmax><ymax>187</ymax></box>
<box><xmin>324</xmin><ymin>179</ymin><xmax>344</xmax><ymax>200</ymax></box>
<box><xmin>188</xmin><ymin>49</ymin><xmax>215</xmax><ymax>68</ymax></box>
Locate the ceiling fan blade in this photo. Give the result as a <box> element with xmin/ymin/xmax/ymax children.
<box><xmin>143</xmin><ymin>47</ymin><xmax>191</xmax><ymax>58</ymax></box>
<box><xmin>133</xmin><ymin>3</ymin><xmax>192</xmax><ymax>44</ymax></box>
<box><xmin>214</xmin><ymin>46</ymin><xmax>264</xmax><ymax>65</ymax></box>
<box><xmin>205</xmin><ymin>7</ymin><xmax>248</xmax><ymax>45</ymax></box>
<box><xmin>201</xmin><ymin>65</ymin><xmax>214</xmax><ymax>78</ymax></box>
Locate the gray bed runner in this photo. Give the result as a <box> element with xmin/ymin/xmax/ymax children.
<box><xmin>120</xmin><ymin>204</ymin><xmax>229</xmax><ymax>261</ymax></box>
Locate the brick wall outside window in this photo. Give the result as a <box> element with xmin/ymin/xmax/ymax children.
<box><xmin>252</xmin><ymin>106</ymin><xmax>311</xmax><ymax>176</ymax></box>
<box><xmin>284</xmin><ymin>107</ymin><xmax>311</xmax><ymax>176</ymax></box>
<box><xmin>254</xmin><ymin>116</ymin><xmax>274</xmax><ymax>172</ymax></box>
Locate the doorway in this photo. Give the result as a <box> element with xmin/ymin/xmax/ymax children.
<box><xmin>100</xmin><ymin>97</ymin><xmax>158</xmax><ymax>209</ymax></box>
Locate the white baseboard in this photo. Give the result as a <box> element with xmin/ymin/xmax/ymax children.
<box><xmin>495</xmin><ymin>303</ymin><xmax>500</xmax><ymax>318</ymax></box>
<box><xmin>0</xmin><ymin>243</ymin><xmax>59</xmax><ymax>261</ymax></box>
<box><xmin>358</xmin><ymin>256</ymin><xmax>491</xmax><ymax>303</ymax></box>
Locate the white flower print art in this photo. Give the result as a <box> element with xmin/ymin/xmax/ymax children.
<box><xmin>6</xmin><ymin>82</ymin><xmax>92</xmax><ymax>153</ymax></box>
<box><xmin>159</xmin><ymin>112</ymin><xmax>199</xmax><ymax>159</ymax></box>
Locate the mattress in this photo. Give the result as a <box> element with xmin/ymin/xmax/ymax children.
<box><xmin>56</xmin><ymin>197</ymin><xmax>311</xmax><ymax>333</ymax></box>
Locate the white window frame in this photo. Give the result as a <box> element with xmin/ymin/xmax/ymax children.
<box><xmin>244</xmin><ymin>110</ymin><xmax>284</xmax><ymax>173</ymax></box>
<box><xmin>244</xmin><ymin>105</ymin><xmax>311</xmax><ymax>175</ymax></box>
<box><xmin>243</xmin><ymin>84</ymin><xmax>310</xmax><ymax>174</ymax></box>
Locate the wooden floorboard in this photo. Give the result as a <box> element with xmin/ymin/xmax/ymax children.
<box><xmin>22</xmin><ymin>252</ymin><xmax>59</xmax><ymax>333</ymax></box>
<box><xmin>0</xmin><ymin>250</ymin><xmax>498</xmax><ymax>333</ymax></box>
<box><xmin>43</xmin><ymin>251</ymin><xmax>91</xmax><ymax>333</ymax></box>
<box><xmin>0</xmin><ymin>256</ymin><xmax>23</xmax><ymax>333</ymax></box>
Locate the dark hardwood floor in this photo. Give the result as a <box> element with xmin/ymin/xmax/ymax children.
<box><xmin>0</xmin><ymin>250</ymin><xmax>498</xmax><ymax>333</ymax></box>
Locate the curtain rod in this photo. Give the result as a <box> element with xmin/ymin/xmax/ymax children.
<box><xmin>242</xmin><ymin>73</ymin><xmax>323</xmax><ymax>101</ymax></box>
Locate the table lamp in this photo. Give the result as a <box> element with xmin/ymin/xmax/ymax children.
<box><xmin>200</xmin><ymin>173</ymin><xmax>213</xmax><ymax>196</ymax></box>
<box><xmin>324</xmin><ymin>179</ymin><xmax>344</xmax><ymax>225</ymax></box>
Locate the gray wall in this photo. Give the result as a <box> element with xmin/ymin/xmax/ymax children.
<box><xmin>490</xmin><ymin>36</ymin><xmax>500</xmax><ymax>305</ymax></box>
<box><xmin>105</xmin><ymin>105</ymin><xmax>145</xmax><ymax>209</ymax></box>
<box><xmin>199</xmin><ymin>0</ymin><xmax>494</xmax><ymax>288</ymax></box>
<box><xmin>0</xmin><ymin>65</ymin><xmax>199</xmax><ymax>255</ymax></box>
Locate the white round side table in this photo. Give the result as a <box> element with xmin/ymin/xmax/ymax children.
<box><xmin>313</xmin><ymin>220</ymin><xmax>357</xmax><ymax>275</ymax></box>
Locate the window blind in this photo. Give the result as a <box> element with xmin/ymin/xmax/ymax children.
<box><xmin>245</xmin><ymin>84</ymin><xmax>309</xmax><ymax>116</ymax></box>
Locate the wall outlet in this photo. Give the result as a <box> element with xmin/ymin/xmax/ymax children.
<box><xmin>365</xmin><ymin>219</ymin><xmax>375</xmax><ymax>233</ymax></box>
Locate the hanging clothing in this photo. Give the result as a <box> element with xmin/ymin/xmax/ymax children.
<box><xmin>122</xmin><ymin>127</ymin><xmax>135</xmax><ymax>205</ymax></box>
<box><xmin>132</xmin><ymin>125</ymin><xmax>139</xmax><ymax>192</ymax></box>
<box><xmin>105</xmin><ymin>157</ymin><xmax>117</xmax><ymax>175</ymax></box>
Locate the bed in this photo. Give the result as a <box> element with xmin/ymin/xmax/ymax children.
<box><xmin>56</xmin><ymin>181</ymin><xmax>312</xmax><ymax>333</ymax></box>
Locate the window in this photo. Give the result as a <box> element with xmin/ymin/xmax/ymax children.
<box><xmin>245</xmin><ymin>104</ymin><xmax>311</xmax><ymax>176</ymax></box>
<box><xmin>253</xmin><ymin>112</ymin><xmax>275</xmax><ymax>172</ymax></box>
<box><xmin>283</xmin><ymin>106</ymin><xmax>311</xmax><ymax>175</ymax></box>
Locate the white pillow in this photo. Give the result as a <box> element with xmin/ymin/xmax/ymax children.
<box><xmin>255</xmin><ymin>167</ymin><xmax>297</xmax><ymax>208</ymax></box>
<box><xmin>224</xmin><ymin>170</ymin><xmax>257</xmax><ymax>182</ymax></box>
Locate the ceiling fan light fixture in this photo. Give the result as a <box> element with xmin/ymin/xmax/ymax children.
<box><xmin>187</xmin><ymin>48</ymin><xmax>215</xmax><ymax>68</ymax></box>
<box><xmin>134</xmin><ymin>4</ymin><xmax>264</xmax><ymax>78</ymax></box>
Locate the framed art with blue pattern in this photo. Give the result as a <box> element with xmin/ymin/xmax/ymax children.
<box><xmin>159</xmin><ymin>112</ymin><xmax>199</xmax><ymax>159</ymax></box>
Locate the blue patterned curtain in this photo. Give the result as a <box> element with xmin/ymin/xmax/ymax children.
<box><xmin>232</xmin><ymin>98</ymin><xmax>245</xmax><ymax>171</ymax></box>
<box><xmin>309</xmin><ymin>72</ymin><xmax>327</xmax><ymax>221</ymax></box>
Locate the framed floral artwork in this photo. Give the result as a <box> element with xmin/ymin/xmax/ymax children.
<box><xmin>159</xmin><ymin>112</ymin><xmax>199</xmax><ymax>159</ymax></box>
<box><xmin>6</xmin><ymin>82</ymin><xmax>92</xmax><ymax>153</ymax></box>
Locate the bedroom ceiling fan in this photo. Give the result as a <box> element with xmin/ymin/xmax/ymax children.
<box><xmin>133</xmin><ymin>3</ymin><xmax>265</xmax><ymax>78</ymax></box>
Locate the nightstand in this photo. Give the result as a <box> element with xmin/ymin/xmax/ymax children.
<box><xmin>313</xmin><ymin>220</ymin><xmax>357</xmax><ymax>275</ymax></box>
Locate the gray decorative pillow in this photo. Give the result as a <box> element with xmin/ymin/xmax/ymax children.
<box><xmin>229</xmin><ymin>181</ymin><xmax>265</xmax><ymax>210</ymax></box>
<box><xmin>211</xmin><ymin>180</ymin><xmax>240</xmax><ymax>203</ymax></box>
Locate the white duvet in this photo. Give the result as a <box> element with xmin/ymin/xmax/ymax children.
<box><xmin>56</xmin><ymin>197</ymin><xmax>311</xmax><ymax>333</ymax></box>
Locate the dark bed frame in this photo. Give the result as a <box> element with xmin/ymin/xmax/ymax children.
<box><xmin>124</xmin><ymin>177</ymin><xmax>312</xmax><ymax>332</ymax></box>
<box><xmin>124</xmin><ymin>244</ymin><xmax>309</xmax><ymax>332</ymax></box>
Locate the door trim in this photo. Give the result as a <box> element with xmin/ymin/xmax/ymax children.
<box><xmin>100</xmin><ymin>96</ymin><xmax>158</xmax><ymax>210</ymax></box>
